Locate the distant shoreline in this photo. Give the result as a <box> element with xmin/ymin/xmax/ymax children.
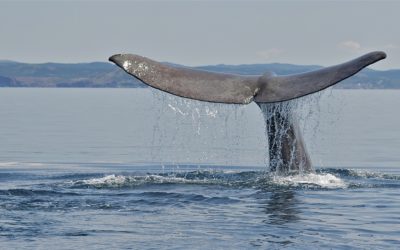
<box><xmin>0</xmin><ymin>61</ymin><xmax>399</xmax><ymax>89</ymax></box>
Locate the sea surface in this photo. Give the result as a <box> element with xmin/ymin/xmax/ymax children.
<box><xmin>0</xmin><ymin>88</ymin><xmax>399</xmax><ymax>249</ymax></box>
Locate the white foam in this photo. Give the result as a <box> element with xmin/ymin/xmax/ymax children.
<box><xmin>79</xmin><ymin>174</ymin><xmax>217</xmax><ymax>187</ymax></box>
<box><xmin>82</xmin><ymin>174</ymin><xmax>128</xmax><ymax>186</ymax></box>
<box><xmin>75</xmin><ymin>172</ymin><xmax>347</xmax><ymax>189</ymax></box>
<box><xmin>272</xmin><ymin>173</ymin><xmax>347</xmax><ymax>189</ymax></box>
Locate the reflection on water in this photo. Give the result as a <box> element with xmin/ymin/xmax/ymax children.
<box><xmin>264</xmin><ymin>190</ymin><xmax>300</xmax><ymax>225</ymax></box>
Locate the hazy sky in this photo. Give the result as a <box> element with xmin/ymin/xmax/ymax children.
<box><xmin>0</xmin><ymin>0</ymin><xmax>399</xmax><ymax>69</ymax></box>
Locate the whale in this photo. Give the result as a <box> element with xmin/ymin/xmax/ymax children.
<box><xmin>109</xmin><ymin>51</ymin><xmax>386</xmax><ymax>174</ymax></box>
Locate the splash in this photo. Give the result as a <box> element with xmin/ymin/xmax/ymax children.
<box><xmin>271</xmin><ymin>173</ymin><xmax>347</xmax><ymax>189</ymax></box>
<box><xmin>320</xmin><ymin>168</ymin><xmax>400</xmax><ymax>181</ymax></box>
<box><xmin>69</xmin><ymin>170</ymin><xmax>348</xmax><ymax>190</ymax></box>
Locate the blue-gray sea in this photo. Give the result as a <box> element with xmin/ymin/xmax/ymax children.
<box><xmin>0</xmin><ymin>88</ymin><xmax>399</xmax><ymax>249</ymax></box>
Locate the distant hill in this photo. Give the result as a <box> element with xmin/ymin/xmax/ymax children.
<box><xmin>0</xmin><ymin>60</ymin><xmax>399</xmax><ymax>89</ymax></box>
<box><xmin>197</xmin><ymin>64</ymin><xmax>400</xmax><ymax>89</ymax></box>
<box><xmin>0</xmin><ymin>61</ymin><xmax>144</xmax><ymax>88</ymax></box>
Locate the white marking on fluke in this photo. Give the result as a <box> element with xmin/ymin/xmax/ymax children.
<box><xmin>122</xmin><ymin>61</ymin><xmax>131</xmax><ymax>70</ymax></box>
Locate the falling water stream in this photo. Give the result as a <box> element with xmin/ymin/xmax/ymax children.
<box><xmin>151</xmin><ymin>89</ymin><xmax>326</xmax><ymax>175</ymax></box>
<box><xmin>258</xmin><ymin>102</ymin><xmax>312</xmax><ymax>174</ymax></box>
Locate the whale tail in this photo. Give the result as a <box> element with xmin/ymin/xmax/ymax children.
<box><xmin>109</xmin><ymin>51</ymin><xmax>386</xmax><ymax>174</ymax></box>
<box><xmin>109</xmin><ymin>51</ymin><xmax>386</xmax><ymax>104</ymax></box>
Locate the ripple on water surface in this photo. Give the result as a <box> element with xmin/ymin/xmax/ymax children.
<box><xmin>0</xmin><ymin>166</ymin><xmax>400</xmax><ymax>249</ymax></box>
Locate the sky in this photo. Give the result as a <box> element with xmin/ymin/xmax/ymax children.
<box><xmin>0</xmin><ymin>0</ymin><xmax>399</xmax><ymax>70</ymax></box>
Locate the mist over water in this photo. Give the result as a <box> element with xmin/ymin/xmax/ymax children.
<box><xmin>1</xmin><ymin>88</ymin><xmax>400</xmax><ymax>249</ymax></box>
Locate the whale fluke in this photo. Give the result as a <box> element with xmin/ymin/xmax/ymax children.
<box><xmin>254</xmin><ymin>51</ymin><xmax>386</xmax><ymax>102</ymax></box>
<box><xmin>109</xmin><ymin>54</ymin><xmax>259</xmax><ymax>104</ymax></box>
<box><xmin>109</xmin><ymin>51</ymin><xmax>386</xmax><ymax>103</ymax></box>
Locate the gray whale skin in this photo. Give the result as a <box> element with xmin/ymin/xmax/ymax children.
<box><xmin>109</xmin><ymin>51</ymin><xmax>386</xmax><ymax>174</ymax></box>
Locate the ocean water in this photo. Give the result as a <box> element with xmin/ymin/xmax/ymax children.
<box><xmin>0</xmin><ymin>88</ymin><xmax>399</xmax><ymax>249</ymax></box>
